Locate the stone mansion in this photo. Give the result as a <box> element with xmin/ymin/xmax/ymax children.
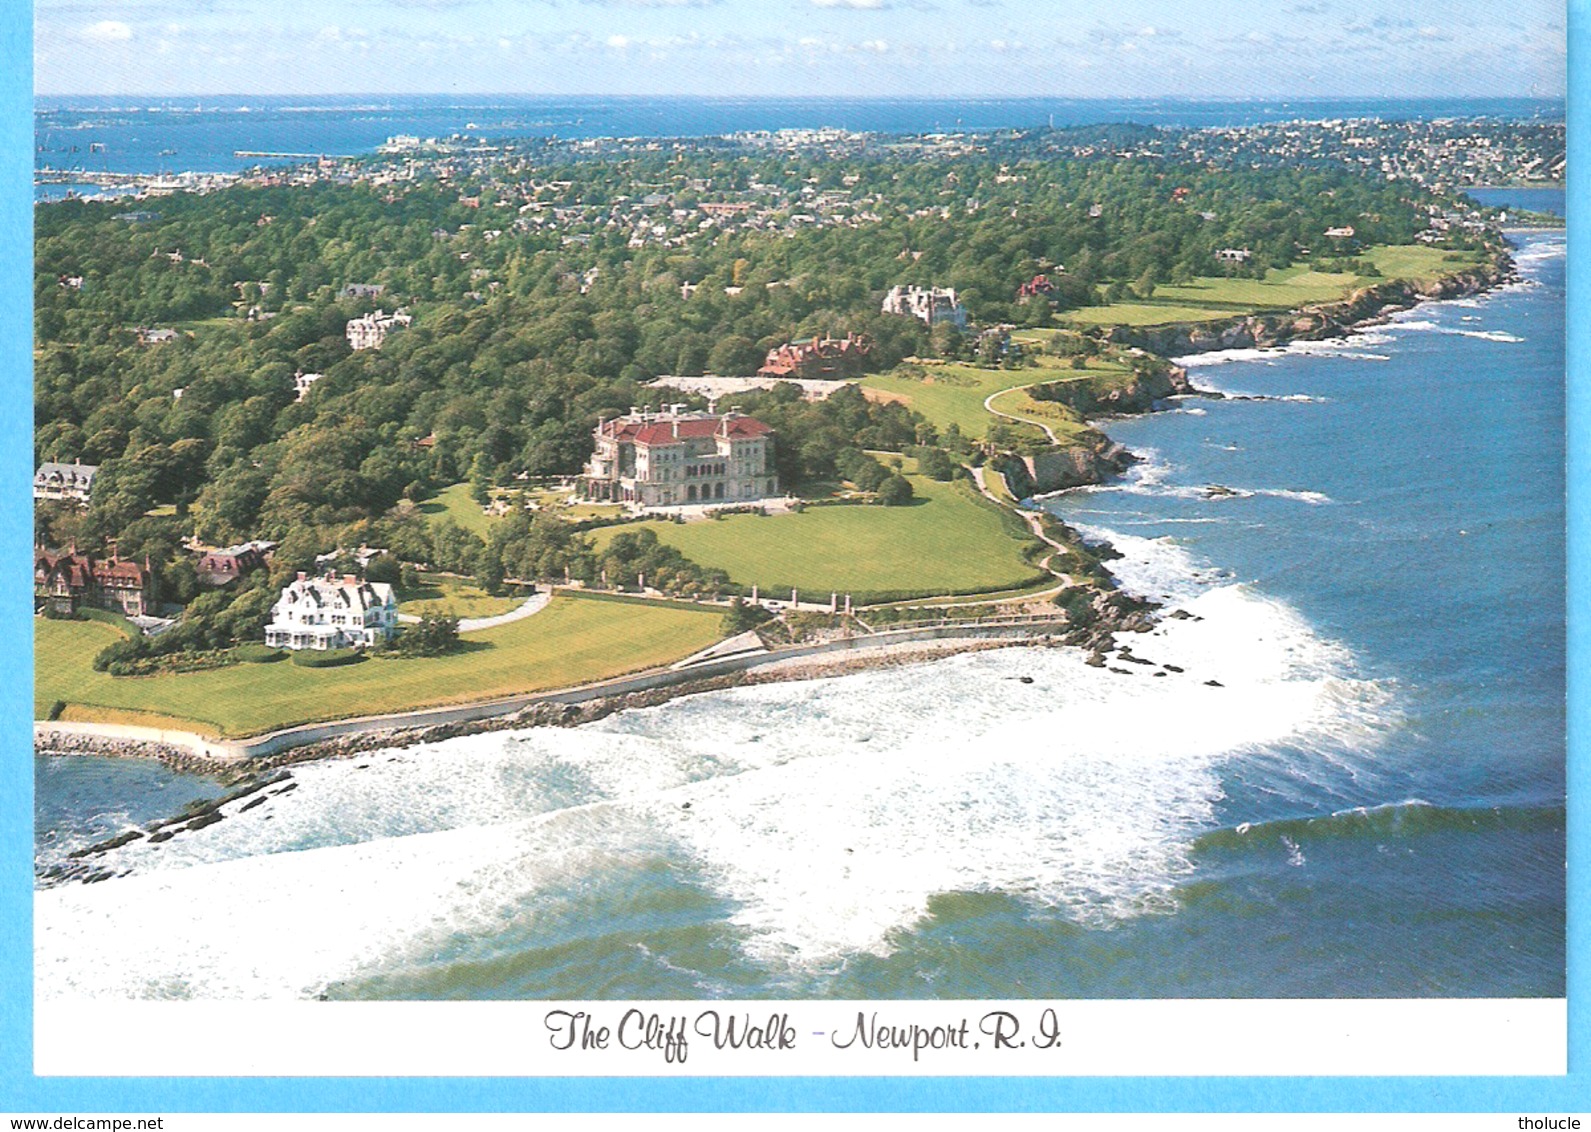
<box><xmin>580</xmin><ymin>407</ymin><xmax>779</xmax><ymax>508</ymax></box>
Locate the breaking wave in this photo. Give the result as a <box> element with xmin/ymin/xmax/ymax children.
<box><xmin>35</xmin><ymin>531</ymin><xmax>1395</xmax><ymax>999</ymax></box>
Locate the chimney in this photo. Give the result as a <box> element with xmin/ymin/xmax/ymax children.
<box><xmin>672</xmin><ymin>419</ymin><xmax>679</xmax><ymax>439</ymax></box>
<box><xmin>297</xmin><ymin>571</ymin><xmax>307</xmax><ymax>582</ymax></box>
<box><xmin>344</xmin><ymin>573</ymin><xmax>359</xmax><ymax>586</ymax></box>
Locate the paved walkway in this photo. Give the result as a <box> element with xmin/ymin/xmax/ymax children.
<box><xmin>983</xmin><ymin>383</ymin><xmax>1062</xmax><ymax>444</ymax></box>
<box><xmin>969</xmin><ymin>465</ymin><xmax>1075</xmax><ymax>589</ymax></box>
<box><xmin>396</xmin><ymin>592</ymin><xmax>552</xmax><ymax>633</ymax></box>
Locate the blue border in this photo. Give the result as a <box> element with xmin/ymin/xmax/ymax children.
<box><xmin>2</xmin><ymin>2</ymin><xmax>1584</xmax><ymax>1114</ymax></box>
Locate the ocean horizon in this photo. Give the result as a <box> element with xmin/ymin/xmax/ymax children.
<box><xmin>33</xmin><ymin>94</ymin><xmax>1565</xmax><ymax>202</ymax></box>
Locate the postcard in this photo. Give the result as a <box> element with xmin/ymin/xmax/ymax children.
<box><xmin>7</xmin><ymin>0</ymin><xmax>1583</xmax><ymax>1116</ymax></box>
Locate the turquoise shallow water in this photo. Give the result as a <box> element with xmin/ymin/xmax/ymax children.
<box><xmin>33</xmin><ymin>233</ymin><xmax>1564</xmax><ymax>1002</ymax></box>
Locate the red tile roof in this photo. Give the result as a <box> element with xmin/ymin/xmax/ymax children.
<box><xmin>631</xmin><ymin>418</ymin><xmax>771</xmax><ymax>446</ymax></box>
<box><xmin>600</xmin><ymin>415</ymin><xmax>772</xmax><ymax>446</ymax></box>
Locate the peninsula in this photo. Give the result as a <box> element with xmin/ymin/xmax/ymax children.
<box><xmin>34</xmin><ymin>116</ymin><xmax>1541</xmax><ymax>765</ymax></box>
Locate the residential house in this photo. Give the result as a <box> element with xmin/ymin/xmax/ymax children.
<box><xmin>758</xmin><ymin>333</ymin><xmax>871</xmax><ymax>381</ymax></box>
<box><xmin>35</xmin><ymin>547</ymin><xmax>155</xmax><ymax>617</ymax></box>
<box><xmin>881</xmin><ymin>284</ymin><xmax>968</xmax><ymax>329</ymax></box>
<box><xmin>34</xmin><ymin>461</ymin><xmax>98</xmax><ymax>504</ymax></box>
<box><xmin>345</xmin><ymin>309</ymin><xmax>412</xmax><ymax>350</ymax></box>
<box><xmin>263</xmin><ymin>572</ymin><xmax>398</xmax><ymax>651</ymax></box>
<box><xmin>195</xmin><ymin>540</ymin><xmax>274</xmax><ymax>588</ymax></box>
<box><xmin>293</xmin><ymin>371</ymin><xmax>325</xmax><ymax>401</ymax></box>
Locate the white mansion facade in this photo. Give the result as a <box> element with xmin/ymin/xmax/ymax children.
<box><xmin>881</xmin><ymin>284</ymin><xmax>967</xmax><ymax>329</ymax></box>
<box><xmin>264</xmin><ymin>571</ymin><xmax>398</xmax><ymax>650</ymax></box>
<box><xmin>580</xmin><ymin>407</ymin><xmax>778</xmax><ymax>508</ymax></box>
<box><xmin>345</xmin><ymin>309</ymin><xmax>412</xmax><ymax>350</ymax></box>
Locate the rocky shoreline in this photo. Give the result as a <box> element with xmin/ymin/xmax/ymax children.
<box><xmin>997</xmin><ymin>251</ymin><xmax>1513</xmax><ymax>497</ymax></box>
<box><xmin>1103</xmin><ymin>254</ymin><xmax>1515</xmax><ymax>358</ymax></box>
<box><xmin>38</xmin><ymin>603</ymin><xmax>1169</xmax><ymax>885</ymax></box>
<box><xmin>34</xmin><ymin>254</ymin><xmax>1511</xmax><ymax>795</ymax></box>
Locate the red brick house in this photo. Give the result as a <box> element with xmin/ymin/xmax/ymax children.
<box><xmin>757</xmin><ymin>333</ymin><xmax>871</xmax><ymax>381</ymax></box>
<box><xmin>35</xmin><ymin>547</ymin><xmax>155</xmax><ymax>617</ymax></box>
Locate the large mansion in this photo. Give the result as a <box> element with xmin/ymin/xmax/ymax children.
<box><xmin>264</xmin><ymin>571</ymin><xmax>398</xmax><ymax>651</ymax></box>
<box><xmin>580</xmin><ymin>407</ymin><xmax>778</xmax><ymax>508</ymax></box>
<box><xmin>881</xmin><ymin>284</ymin><xmax>967</xmax><ymax>329</ymax></box>
<box><xmin>757</xmin><ymin>333</ymin><xmax>871</xmax><ymax>381</ymax></box>
<box><xmin>345</xmin><ymin>309</ymin><xmax>412</xmax><ymax>350</ymax></box>
<box><xmin>34</xmin><ymin>461</ymin><xmax>98</xmax><ymax>504</ymax></box>
<box><xmin>35</xmin><ymin>547</ymin><xmax>155</xmax><ymax>618</ymax></box>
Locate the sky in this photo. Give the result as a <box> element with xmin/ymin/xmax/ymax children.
<box><xmin>32</xmin><ymin>0</ymin><xmax>1567</xmax><ymax>99</ymax></box>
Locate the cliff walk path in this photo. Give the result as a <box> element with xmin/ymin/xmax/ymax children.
<box><xmin>968</xmin><ymin>465</ymin><xmax>1075</xmax><ymax>600</ymax></box>
<box><xmin>983</xmin><ymin>383</ymin><xmax>1061</xmax><ymax>444</ymax></box>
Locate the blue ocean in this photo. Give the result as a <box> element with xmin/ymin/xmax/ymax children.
<box><xmin>31</xmin><ymin>108</ymin><xmax>1564</xmax><ymax>1000</ymax></box>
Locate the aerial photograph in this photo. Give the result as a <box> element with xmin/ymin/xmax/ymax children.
<box><xmin>28</xmin><ymin>0</ymin><xmax>1565</xmax><ymax>1014</ymax></box>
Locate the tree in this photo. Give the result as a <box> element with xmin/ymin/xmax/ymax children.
<box><xmin>913</xmin><ymin>446</ymin><xmax>956</xmax><ymax>481</ymax></box>
<box><xmin>877</xmin><ymin>473</ymin><xmax>914</xmax><ymax>506</ymax></box>
<box><xmin>392</xmin><ymin>613</ymin><xmax>460</xmax><ymax>657</ymax></box>
<box><xmin>468</xmin><ymin>452</ymin><xmax>495</xmax><ymax>507</ymax></box>
<box><xmin>722</xmin><ymin>596</ymin><xmax>773</xmax><ymax>635</ymax></box>
<box><xmin>707</xmin><ymin>334</ymin><xmax>762</xmax><ymax>376</ymax></box>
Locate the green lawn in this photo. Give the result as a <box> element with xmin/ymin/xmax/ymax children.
<box><xmin>1150</xmin><ymin>265</ymin><xmax>1363</xmax><ymax>310</ymax></box>
<box><xmin>36</xmin><ymin>593</ymin><xmax>725</xmax><ymax>737</ymax></box>
<box><xmin>985</xmin><ymin>387</ymin><xmax>1095</xmax><ymax>444</ymax></box>
<box><xmin>1059</xmin><ymin>301</ymin><xmax>1253</xmax><ymax>327</ymax></box>
<box><xmin>399</xmin><ymin>574</ymin><xmax>524</xmax><ymax>619</ymax></box>
<box><xmin>1058</xmin><ymin>245</ymin><xmax>1488</xmax><ymax>328</ymax></box>
<box><xmin>860</xmin><ymin>356</ymin><xmax>1133</xmax><ymax>440</ymax></box>
<box><xmin>419</xmin><ymin>482</ymin><xmax>494</xmax><ymax>535</ymax></box>
<box><xmin>592</xmin><ymin>473</ymin><xmax>1043</xmax><ymax>599</ymax></box>
<box><xmin>1361</xmin><ymin>244</ymin><xmax>1485</xmax><ymax>283</ymax></box>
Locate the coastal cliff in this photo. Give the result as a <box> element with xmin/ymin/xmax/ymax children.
<box><xmin>991</xmin><ymin>253</ymin><xmax>1513</xmax><ymax>497</ymax></box>
<box><xmin>1103</xmin><ymin>255</ymin><xmax>1514</xmax><ymax>357</ymax></box>
<box><xmin>991</xmin><ymin>365</ymin><xmax>1192</xmax><ymax>496</ymax></box>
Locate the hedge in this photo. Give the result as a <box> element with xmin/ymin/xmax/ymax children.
<box><xmin>234</xmin><ymin>643</ymin><xmax>287</xmax><ymax>663</ymax></box>
<box><xmin>289</xmin><ymin>648</ymin><xmax>364</xmax><ymax>668</ymax></box>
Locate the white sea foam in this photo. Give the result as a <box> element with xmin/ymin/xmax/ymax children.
<box><xmin>1385</xmin><ymin>318</ymin><xmax>1524</xmax><ymax>344</ymax></box>
<box><xmin>1174</xmin><ymin>328</ymin><xmax>1393</xmax><ymax>372</ymax></box>
<box><xmin>35</xmin><ymin>530</ymin><xmax>1394</xmax><ymax>997</ymax></box>
<box><xmin>1257</xmin><ymin>488</ymin><xmax>1333</xmax><ymax>505</ymax></box>
<box><xmin>1512</xmin><ymin>237</ymin><xmax>1566</xmax><ymax>265</ymax></box>
<box><xmin>1073</xmin><ymin>455</ymin><xmax>1330</xmax><ymax>509</ymax></box>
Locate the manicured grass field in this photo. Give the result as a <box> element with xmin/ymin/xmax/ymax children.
<box><xmin>399</xmin><ymin>574</ymin><xmax>523</xmax><ymax>619</ymax></box>
<box><xmin>419</xmin><ymin>482</ymin><xmax>495</xmax><ymax>535</ymax></box>
<box><xmin>1361</xmin><ymin>244</ymin><xmax>1485</xmax><ymax>283</ymax></box>
<box><xmin>1058</xmin><ymin>246</ymin><xmax>1487</xmax><ymax>328</ymax></box>
<box><xmin>36</xmin><ymin>594</ymin><xmax>724</xmax><ymax>737</ymax></box>
<box><xmin>860</xmin><ymin>356</ymin><xmax>1133</xmax><ymax>440</ymax></box>
<box><xmin>985</xmin><ymin>387</ymin><xmax>1094</xmax><ymax>444</ymax></box>
<box><xmin>1058</xmin><ymin>301</ymin><xmax>1251</xmax><ymax>327</ymax></box>
<box><xmin>591</xmin><ymin>473</ymin><xmax>1042</xmax><ymax>599</ymax></box>
<box><xmin>1151</xmin><ymin>265</ymin><xmax>1362</xmax><ymax>310</ymax></box>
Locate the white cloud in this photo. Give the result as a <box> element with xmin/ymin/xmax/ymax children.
<box><xmin>606</xmin><ymin>34</ymin><xmax>631</xmax><ymax>47</ymax></box>
<box><xmin>82</xmin><ymin>20</ymin><xmax>132</xmax><ymax>42</ymax></box>
<box><xmin>812</xmin><ymin>0</ymin><xmax>887</xmax><ymax>8</ymax></box>
<box><xmin>859</xmin><ymin>37</ymin><xmax>888</xmax><ymax>51</ymax></box>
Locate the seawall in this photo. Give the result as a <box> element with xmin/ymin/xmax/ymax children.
<box><xmin>36</xmin><ymin>619</ymin><xmax>1076</xmax><ymax>766</ymax></box>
